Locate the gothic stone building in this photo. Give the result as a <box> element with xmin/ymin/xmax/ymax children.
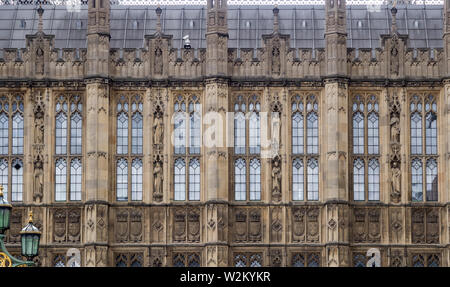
<box><xmin>0</xmin><ymin>0</ymin><xmax>449</xmax><ymax>267</ymax></box>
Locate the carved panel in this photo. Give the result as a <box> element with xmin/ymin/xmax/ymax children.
<box><xmin>115</xmin><ymin>208</ymin><xmax>143</xmax><ymax>243</ymax></box>
<box><xmin>53</xmin><ymin>208</ymin><xmax>81</xmax><ymax>243</ymax></box>
<box><xmin>352</xmin><ymin>208</ymin><xmax>381</xmax><ymax>243</ymax></box>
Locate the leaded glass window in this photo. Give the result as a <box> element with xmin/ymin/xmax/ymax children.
<box><xmin>292</xmin><ymin>158</ymin><xmax>304</xmax><ymax>201</ymax></box>
<box><xmin>426</xmin><ymin>158</ymin><xmax>438</xmax><ymax>201</ymax></box>
<box><xmin>54</xmin><ymin>94</ymin><xmax>83</xmax><ymax>202</ymax></box>
<box><xmin>70</xmin><ymin>158</ymin><xmax>82</xmax><ymax>201</ymax></box>
<box><xmin>410</xmin><ymin>94</ymin><xmax>438</xmax><ymax>202</ymax></box>
<box><xmin>55</xmin><ymin>158</ymin><xmax>67</xmax><ymax>202</ymax></box>
<box><xmin>307</xmin><ymin>158</ymin><xmax>319</xmax><ymax>201</ymax></box>
<box><xmin>249</xmin><ymin>158</ymin><xmax>261</xmax><ymax>201</ymax></box>
<box><xmin>189</xmin><ymin>158</ymin><xmax>200</xmax><ymax>201</ymax></box>
<box><xmin>0</xmin><ymin>94</ymin><xmax>24</xmax><ymax>202</ymax></box>
<box><xmin>291</xmin><ymin>93</ymin><xmax>320</xmax><ymax>202</ymax></box>
<box><xmin>351</xmin><ymin>94</ymin><xmax>380</xmax><ymax>202</ymax></box>
<box><xmin>0</xmin><ymin>112</ymin><xmax>8</xmax><ymax>155</ymax></box>
<box><xmin>189</xmin><ymin>96</ymin><xmax>201</xmax><ymax>154</ymax></box>
<box><xmin>115</xmin><ymin>94</ymin><xmax>143</xmax><ymax>202</ymax></box>
<box><xmin>116</xmin><ymin>158</ymin><xmax>128</xmax><ymax>201</ymax></box>
<box><xmin>411</xmin><ymin>158</ymin><xmax>423</xmax><ymax>202</ymax></box>
<box><xmin>234</xmin><ymin>158</ymin><xmax>246</xmax><ymax>201</ymax></box>
<box><xmin>174</xmin><ymin>158</ymin><xmax>186</xmax><ymax>201</ymax></box>
<box><xmin>131</xmin><ymin>158</ymin><xmax>143</xmax><ymax>201</ymax></box>
<box><xmin>234</xmin><ymin>253</ymin><xmax>262</xmax><ymax>267</ymax></box>
<box><xmin>368</xmin><ymin>158</ymin><xmax>380</xmax><ymax>201</ymax></box>
<box><xmin>173</xmin><ymin>94</ymin><xmax>202</xmax><ymax>202</ymax></box>
<box><xmin>353</xmin><ymin>158</ymin><xmax>365</xmax><ymax>201</ymax></box>
<box><xmin>233</xmin><ymin>94</ymin><xmax>261</xmax><ymax>202</ymax></box>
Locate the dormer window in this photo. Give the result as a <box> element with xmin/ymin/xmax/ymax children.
<box><xmin>245</xmin><ymin>21</ymin><xmax>251</xmax><ymax>29</ymax></box>
<box><xmin>76</xmin><ymin>20</ymin><xmax>82</xmax><ymax>29</ymax></box>
<box><xmin>414</xmin><ymin>20</ymin><xmax>420</xmax><ymax>29</ymax></box>
<box><xmin>357</xmin><ymin>21</ymin><xmax>363</xmax><ymax>29</ymax></box>
<box><xmin>20</xmin><ymin>20</ymin><xmax>26</xmax><ymax>29</ymax></box>
<box><xmin>132</xmin><ymin>20</ymin><xmax>139</xmax><ymax>29</ymax></box>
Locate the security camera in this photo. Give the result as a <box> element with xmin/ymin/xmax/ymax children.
<box><xmin>183</xmin><ymin>35</ymin><xmax>191</xmax><ymax>49</ymax></box>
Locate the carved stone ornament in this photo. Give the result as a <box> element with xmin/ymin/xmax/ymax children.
<box><xmin>271</xmin><ymin>155</ymin><xmax>282</xmax><ymax>202</ymax></box>
<box><xmin>153</xmin><ymin>155</ymin><xmax>163</xmax><ymax>202</ymax></box>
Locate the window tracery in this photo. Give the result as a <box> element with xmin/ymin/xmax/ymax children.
<box><xmin>351</xmin><ymin>93</ymin><xmax>380</xmax><ymax>202</ymax></box>
<box><xmin>291</xmin><ymin>93</ymin><xmax>319</xmax><ymax>201</ymax></box>
<box><xmin>115</xmin><ymin>94</ymin><xmax>143</xmax><ymax>201</ymax></box>
<box><xmin>410</xmin><ymin>93</ymin><xmax>438</xmax><ymax>202</ymax></box>
<box><xmin>0</xmin><ymin>94</ymin><xmax>23</xmax><ymax>202</ymax></box>
<box><xmin>233</xmin><ymin>93</ymin><xmax>261</xmax><ymax>201</ymax></box>
<box><xmin>173</xmin><ymin>94</ymin><xmax>201</xmax><ymax>201</ymax></box>
<box><xmin>54</xmin><ymin>94</ymin><xmax>82</xmax><ymax>202</ymax></box>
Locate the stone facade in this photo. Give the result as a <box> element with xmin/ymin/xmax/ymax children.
<box><xmin>0</xmin><ymin>0</ymin><xmax>449</xmax><ymax>267</ymax></box>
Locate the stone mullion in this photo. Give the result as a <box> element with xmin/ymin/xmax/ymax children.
<box><xmin>143</xmin><ymin>88</ymin><xmax>151</xmax><ymax>204</ymax></box>
<box><xmin>23</xmin><ymin>87</ymin><xmax>33</xmax><ymax>204</ymax></box>
<box><xmin>400</xmin><ymin>88</ymin><xmax>409</xmax><ymax>204</ymax></box>
<box><xmin>380</xmin><ymin>88</ymin><xmax>389</xmax><ymax>204</ymax></box>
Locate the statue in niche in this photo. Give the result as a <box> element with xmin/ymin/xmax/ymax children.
<box><xmin>34</xmin><ymin>117</ymin><xmax>44</xmax><ymax>144</ymax></box>
<box><xmin>271</xmin><ymin>109</ymin><xmax>281</xmax><ymax>156</ymax></box>
<box><xmin>272</xmin><ymin>156</ymin><xmax>281</xmax><ymax>201</ymax></box>
<box><xmin>271</xmin><ymin>46</ymin><xmax>280</xmax><ymax>75</ymax></box>
<box><xmin>391</xmin><ymin>161</ymin><xmax>401</xmax><ymax>202</ymax></box>
<box><xmin>390</xmin><ymin>44</ymin><xmax>399</xmax><ymax>76</ymax></box>
<box><xmin>390</xmin><ymin>113</ymin><xmax>400</xmax><ymax>143</ymax></box>
<box><xmin>36</xmin><ymin>46</ymin><xmax>44</xmax><ymax>75</ymax></box>
<box><xmin>153</xmin><ymin>107</ymin><xmax>163</xmax><ymax>145</ymax></box>
<box><xmin>154</xmin><ymin>46</ymin><xmax>163</xmax><ymax>75</ymax></box>
<box><xmin>153</xmin><ymin>157</ymin><xmax>163</xmax><ymax>201</ymax></box>
<box><xmin>33</xmin><ymin>155</ymin><xmax>44</xmax><ymax>202</ymax></box>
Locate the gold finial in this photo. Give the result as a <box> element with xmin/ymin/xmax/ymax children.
<box><xmin>393</xmin><ymin>0</ymin><xmax>397</xmax><ymax>8</ymax></box>
<box><xmin>0</xmin><ymin>185</ymin><xmax>3</xmax><ymax>197</ymax></box>
<box><xmin>28</xmin><ymin>211</ymin><xmax>33</xmax><ymax>223</ymax></box>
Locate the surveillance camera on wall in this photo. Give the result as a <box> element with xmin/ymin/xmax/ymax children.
<box><xmin>183</xmin><ymin>35</ymin><xmax>191</xmax><ymax>49</ymax></box>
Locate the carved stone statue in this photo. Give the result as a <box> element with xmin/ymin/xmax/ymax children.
<box><xmin>33</xmin><ymin>157</ymin><xmax>44</xmax><ymax>202</ymax></box>
<box><xmin>154</xmin><ymin>46</ymin><xmax>163</xmax><ymax>75</ymax></box>
<box><xmin>271</xmin><ymin>111</ymin><xmax>281</xmax><ymax>156</ymax></box>
<box><xmin>390</xmin><ymin>44</ymin><xmax>399</xmax><ymax>76</ymax></box>
<box><xmin>271</xmin><ymin>46</ymin><xmax>280</xmax><ymax>75</ymax></box>
<box><xmin>153</xmin><ymin>158</ymin><xmax>163</xmax><ymax>202</ymax></box>
<box><xmin>34</xmin><ymin>117</ymin><xmax>44</xmax><ymax>144</ymax></box>
<box><xmin>36</xmin><ymin>47</ymin><xmax>44</xmax><ymax>75</ymax></box>
<box><xmin>391</xmin><ymin>161</ymin><xmax>401</xmax><ymax>203</ymax></box>
<box><xmin>272</xmin><ymin>156</ymin><xmax>281</xmax><ymax>202</ymax></box>
<box><xmin>390</xmin><ymin>114</ymin><xmax>400</xmax><ymax>143</ymax></box>
<box><xmin>153</xmin><ymin>110</ymin><xmax>163</xmax><ymax>145</ymax></box>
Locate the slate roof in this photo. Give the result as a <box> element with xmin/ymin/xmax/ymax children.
<box><xmin>0</xmin><ymin>4</ymin><xmax>444</xmax><ymax>49</ymax></box>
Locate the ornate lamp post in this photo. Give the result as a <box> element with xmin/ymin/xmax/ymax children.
<box><xmin>0</xmin><ymin>186</ymin><xmax>41</xmax><ymax>267</ymax></box>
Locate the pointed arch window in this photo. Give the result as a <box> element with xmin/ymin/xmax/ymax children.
<box><xmin>55</xmin><ymin>158</ymin><xmax>67</xmax><ymax>202</ymax></box>
<box><xmin>116</xmin><ymin>158</ymin><xmax>128</xmax><ymax>201</ymax></box>
<box><xmin>249</xmin><ymin>158</ymin><xmax>261</xmax><ymax>201</ymax></box>
<box><xmin>115</xmin><ymin>94</ymin><xmax>143</xmax><ymax>202</ymax></box>
<box><xmin>351</xmin><ymin>94</ymin><xmax>380</xmax><ymax>202</ymax></box>
<box><xmin>131</xmin><ymin>158</ymin><xmax>143</xmax><ymax>201</ymax></box>
<box><xmin>55</xmin><ymin>94</ymin><xmax>83</xmax><ymax>202</ymax></box>
<box><xmin>410</xmin><ymin>94</ymin><xmax>438</xmax><ymax>202</ymax></box>
<box><xmin>70</xmin><ymin>158</ymin><xmax>82</xmax><ymax>201</ymax></box>
<box><xmin>173</xmin><ymin>94</ymin><xmax>202</xmax><ymax>202</ymax></box>
<box><xmin>291</xmin><ymin>93</ymin><xmax>320</xmax><ymax>201</ymax></box>
<box><xmin>0</xmin><ymin>94</ymin><xmax>24</xmax><ymax>202</ymax></box>
<box><xmin>233</xmin><ymin>93</ymin><xmax>262</xmax><ymax>201</ymax></box>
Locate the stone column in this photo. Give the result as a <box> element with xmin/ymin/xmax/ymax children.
<box><xmin>84</xmin><ymin>0</ymin><xmax>110</xmax><ymax>267</ymax></box>
<box><xmin>323</xmin><ymin>0</ymin><xmax>350</xmax><ymax>267</ymax></box>
<box><xmin>204</xmin><ymin>0</ymin><xmax>229</xmax><ymax>267</ymax></box>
